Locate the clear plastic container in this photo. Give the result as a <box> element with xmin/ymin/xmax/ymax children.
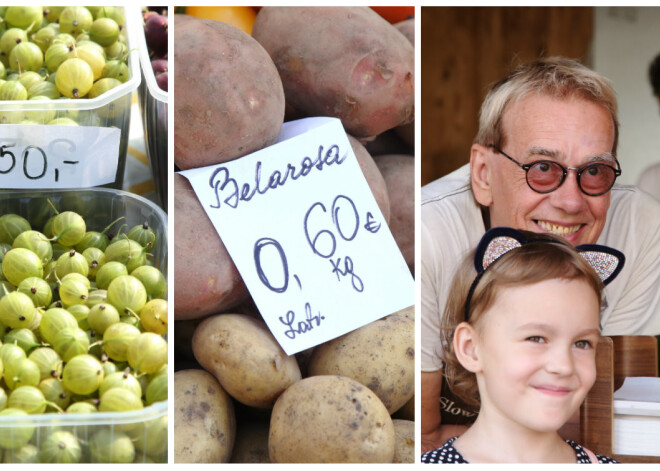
<box><xmin>135</xmin><ymin>6</ymin><xmax>168</xmax><ymax>210</ymax></box>
<box><xmin>0</xmin><ymin>6</ymin><xmax>142</xmax><ymax>190</ymax></box>
<box><xmin>0</xmin><ymin>188</ymin><xmax>168</xmax><ymax>463</ymax></box>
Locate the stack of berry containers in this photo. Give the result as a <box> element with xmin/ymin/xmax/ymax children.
<box><xmin>135</xmin><ymin>6</ymin><xmax>168</xmax><ymax>211</ymax></box>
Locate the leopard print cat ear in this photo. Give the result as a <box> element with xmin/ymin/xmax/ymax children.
<box><xmin>576</xmin><ymin>244</ymin><xmax>625</xmax><ymax>286</ymax></box>
<box><xmin>474</xmin><ymin>227</ymin><xmax>528</xmax><ymax>273</ymax></box>
<box><xmin>474</xmin><ymin>227</ymin><xmax>625</xmax><ymax>285</ymax></box>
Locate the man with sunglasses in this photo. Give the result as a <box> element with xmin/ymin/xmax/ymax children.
<box><xmin>421</xmin><ymin>57</ymin><xmax>660</xmax><ymax>452</ymax></box>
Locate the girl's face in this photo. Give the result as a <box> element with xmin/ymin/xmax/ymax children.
<box><xmin>472</xmin><ymin>277</ymin><xmax>600</xmax><ymax>434</ymax></box>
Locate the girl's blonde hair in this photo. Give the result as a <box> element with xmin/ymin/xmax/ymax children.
<box><xmin>474</xmin><ymin>56</ymin><xmax>619</xmax><ymax>155</ymax></box>
<box><xmin>440</xmin><ymin>231</ymin><xmax>605</xmax><ymax>408</ymax></box>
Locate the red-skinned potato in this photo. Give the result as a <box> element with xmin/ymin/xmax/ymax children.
<box><xmin>174</xmin><ymin>173</ymin><xmax>249</xmax><ymax>320</ymax></box>
<box><xmin>174</xmin><ymin>15</ymin><xmax>285</xmax><ymax>169</ymax></box>
<box><xmin>348</xmin><ymin>134</ymin><xmax>390</xmax><ymax>223</ymax></box>
<box><xmin>252</xmin><ymin>7</ymin><xmax>414</xmax><ymax>140</ymax></box>
<box><xmin>374</xmin><ymin>154</ymin><xmax>414</xmax><ymax>274</ymax></box>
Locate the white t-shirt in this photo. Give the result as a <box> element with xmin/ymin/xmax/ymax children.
<box><xmin>637</xmin><ymin>162</ymin><xmax>660</xmax><ymax>202</ymax></box>
<box><xmin>421</xmin><ymin>164</ymin><xmax>660</xmax><ymax>372</ymax></box>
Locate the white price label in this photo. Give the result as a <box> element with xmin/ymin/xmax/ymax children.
<box><xmin>0</xmin><ymin>124</ymin><xmax>120</xmax><ymax>188</ymax></box>
<box><xmin>180</xmin><ymin>117</ymin><xmax>414</xmax><ymax>355</ymax></box>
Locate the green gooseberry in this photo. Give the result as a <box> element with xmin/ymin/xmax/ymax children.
<box><xmin>58</xmin><ymin>277</ymin><xmax>89</xmax><ymax>307</ymax></box>
<box><xmin>126</xmin><ymin>332</ymin><xmax>167</xmax><ymax>375</ymax></box>
<box><xmin>2</xmin><ymin>328</ymin><xmax>41</xmax><ymax>354</ymax></box>
<box><xmin>87</xmin><ymin>302</ymin><xmax>119</xmax><ymax>335</ymax></box>
<box><xmin>55</xmin><ymin>249</ymin><xmax>89</xmax><ymax>280</ymax></box>
<box><xmin>52</xmin><ymin>326</ymin><xmax>89</xmax><ymax>362</ymax></box>
<box><xmin>12</xmin><ymin>230</ymin><xmax>53</xmax><ymax>265</ymax></box>
<box><xmin>17</xmin><ymin>277</ymin><xmax>52</xmax><ymax>308</ymax></box>
<box><xmin>66</xmin><ymin>302</ymin><xmax>90</xmax><ymax>330</ymax></box>
<box><xmin>95</xmin><ymin>261</ymin><xmax>128</xmax><ymax>290</ymax></box>
<box><xmin>0</xmin><ymin>80</ymin><xmax>28</xmax><ymax>100</ymax></box>
<box><xmin>127</xmin><ymin>222</ymin><xmax>157</xmax><ymax>253</ymax></box>
<box><xmin>55</xmin><ymin>58</ymin><xmax>94</xmax><ymax>99</ymax></box>
<box><xmin>28</xmin><ymin>346</ymin><xmax>63</xmax><ymax>380</ymax></box>
<box><xmin>2</xmin><ymin>247</ymin><xmax>43</xmax><ymax>287</ymax></box>
<box><xmin>58</xmin><ymin>6</ymin><xmax>93</xmax><ymax>36</ymax></box>
<box><xmin>104</xmin><ymin>42</ymin><xmax>128</xmax><ymax>62</ymax></box>
<box><xmin>39</xmin><ymin>377</ymin><xmax>71</xmax><ymax>411</ymax></box>
<box><xmin>89</xmin><ymin>17</ymin><xmax>120</xmax><ymax>47</ymax></box>
<box><xmin>74</xmin><ymin>216</ymin><xmax>124</xmax><ymax>253</ymax></box>
<box><xmin>61</xmin><ymin>354</ymin><xmax>103</xmax><ymax>396</ymax></box>
<box><xmin>0</xmin><ymin>408</ymin><xmax>35</xmax><ymax>449</ymax></box>
<box><xmin>89</xmin><ymin>428</ymin><xmax>135</xmax><ymax>463</ymax></box>
<box><xmin>99</xmin><ymin>370</ymin><xmax>142</xmax><ymax>398</ymax></box>
<box><xmin>0</xmin><ymin>28</ymin><xmax>28</xmax><ymax>56</ymax></box>
<box><xmin>3</xmin><ymin>443</ymin><xmax>39</xmax><ymax>463</ymax></box>
<box><xmin>32</xmin><ymin>24</ymin><xmax>59</xmax><ymax>53</ymax></box>
<box><xmin>27</xmin><ymin>80</ymin><xmax>60</xmax><ymax>99</ymax></box>
<box><xmin>0</xmin><ymin>221</ymin><xmax>29</xmax><ymax>251</ymax></box>
<box><xmin>100</xmin><ymin>321</ymin><xmax>139</xmax><ymax>362</ymax></box>
<box><xmin>44</xmin><ymin>41</ymin><xmax>73</xmax><ymax>73</ymax></box>
<box><xmin>0</xmin><ymin>290</ymin><xmax>37</xmax><ymax>330</ymax></box>
<box><xmin>39</xmin><ymin>307</ymin><xmax>77</xmax><ymax>344</ymax></box>
<box><xmin>4</xmin><ymin>357</ymin><xmax>40</xmax><ymax>389</ymax></box>
<box><xmin>4</xmin><ymin>6</ymin><xmax>43</xmax><ymax>34</ymax></box>
<box><xmin>107</xmin><ymin>275</ymin><xmax>147</xmax><ymax>316</ymax></box>
<box><xmin>65</xmin><ymin>401</ymin><xmax>96</xmax><ymax>414</ymax></box>
<box><xmin>38</xmin><ymin>430</ymin><xmax>82</xmax><ymax>463</ymax></box>
<box><xmin>101</xmin><ymin>59</ymin><xmax>129</xmax><ymax>82</ymax></box>
<box><xmin>130</xmin><ymin>265</ymin><xmax>166</xmax><ymax>299</ymax></box>
<box><xmin>8</xmin><ymin>42</ymin><xmax>43</xmax><ymax>72</ymax></box>
<box><xmin>17</xmin><ymin>70</ymin><xmax>43</xmax><ymax>91</ymax></box>
<box><xmin>51</xmin><ymin>211</ymin><xmax>86</xmax><ymax>247</ymax></box>
<box><xmin>105</xmin><ymin>238</ymin><xmax>148</xmax><ymax>273</ymax></box>
<box><xmin>71</xmin><ymin>43</ymin><xmax>105</xmax><ymax>81</ymax></box>
<box><xmin>82</xmin><ymin>247</ymin><xmax>105</xmax><ymax>279</ymax></box>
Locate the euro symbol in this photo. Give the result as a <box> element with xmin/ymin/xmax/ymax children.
<box><xmin>364</xmin><ymin>212</ymin><xmax>381</xmax><ymax>233</ymax></box>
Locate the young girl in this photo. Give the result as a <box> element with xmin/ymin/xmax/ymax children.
<box><xmin>421</xmin><ymin>227</ymin><xmax>624</xmax><ymax>464</ymax></box>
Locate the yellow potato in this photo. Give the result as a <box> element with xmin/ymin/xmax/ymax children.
<box><xmin>392</xmin><ymin>419</ymin><xmax>415</xmax><ymax>463</ymax></box>
<box><xmin>269</xmin><ymin>375</ymin><xmax>395</xmax><ymax>463</ymax></box>
<box><xmin>174</xmin><ymin>369</ymin><xmax>235</xmax><ymax>463</ymax></box>
<box><xmin>192</xmin><ymin>313</ymin><xmax>301</xmax><ymax>408</ymax></box>
<box><xmin>308</xmin><ymin>314</ymin><xmax>414</xmax><ymax>413</ymax></box>
<box><xmin>230</xmin><ymin>420</ymin><xmax>270</xmax><ymax>463</ymax></box>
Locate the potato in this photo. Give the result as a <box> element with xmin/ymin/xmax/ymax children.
<box><xmin>393</xmin><ymin>18</ymin><xmax>415</xmax><ymax>148</ymax></box>
<box><xmin>174</xmin><ymin>369</ymin><xmax>236</xmax><ymax>463</ymax></box>
<box><xmin>252</xmin><ymin>7</ymin><xmax>414</xmax><ymax>139</ymax></box>
<box><xmin>394</xmin><ymin>18</ymin><xmax>414</xmax><ymax>46</ymax></box>
<box><xmin>307</xmin><ymin>315</ymin><xmax>414</xmax><ymax>414</ymax></box>
<box><xmin>392</xmin><ymin>419</ymin><xmax>415</xmax><ymax>463</ymax></box>
<box><xmin>374</xmin><ymin>154</ymin><xmax>414</xmax><ymax>274</ymax></box>
<box><xmin>174</xmin><ymin>173</ymin><xmax>250</xmax><ymax>320</ymax></box>
<box><xmin>174</xmin><ymin>15</ymin><xmax>285</xmax><ymax>169</ymax></box>
<box><xmin>269</xmin><ymin>375</ymin><xmax>395</xmax><ymax>463</ymax></box>
<box><xmin>393</xmin><ymin>394</ymin><xmax>415</xmax><ymax>421</ymax></box>
<box><xmin>192</xmin><ymin>313</ymin><xmax>301</xmax><ymax>408</ymax></box>
<box><xmin>348</xmin><ymin>134</ymin><xmax>390</xmax><ymax>223</ymax></box>
<box><xmin>230</xmin><ymin>420</ymin><xmax>271</xmax><ymax>463</ymax></box>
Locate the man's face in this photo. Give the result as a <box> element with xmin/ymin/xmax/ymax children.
<box><xmin>481</xmin><ymin>94</ymin><xmax>615</xmax><ymax>245</ymax></box>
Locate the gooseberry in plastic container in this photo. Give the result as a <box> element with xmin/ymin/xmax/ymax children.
<box><xmin>0</xmin><ymin>187</ymin><xmax>168</xmax><ymax>463</ymax></box>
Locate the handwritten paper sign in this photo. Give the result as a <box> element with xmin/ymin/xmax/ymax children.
<box><xmin>0</xmin><ymin>124</ymin><xmax>120</xmax><ymax>188</ymax></box>
<box><xmin>180</xmin><ymin>117</ymin><xmax>414</xmax><ymax>355</ymax></box>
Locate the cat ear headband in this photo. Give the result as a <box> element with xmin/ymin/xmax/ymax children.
<box><xmin>464</xmin><ymin>227</ymin><xmax>625</xmax><ymax>322</ymax></box>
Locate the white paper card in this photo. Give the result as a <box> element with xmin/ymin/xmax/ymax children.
<box><xmin>0</xmin><ymin>124</ymin><xmax>120</xmax><ymax>188</ymax></box>
<box><xmin>614</xmin><ymin>376</ymin><xmax>660</xmax><ymax>402</ymax></box>
<box><xmin>180</xmin><ymin>117</ymin><xmax>414</xmax><ymax>355</ymax></box>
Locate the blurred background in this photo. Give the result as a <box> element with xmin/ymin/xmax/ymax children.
<box><xmin>421</xmin><ymin>6</ymin><xmax>660</xmax><ymax>188</ymax></box>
